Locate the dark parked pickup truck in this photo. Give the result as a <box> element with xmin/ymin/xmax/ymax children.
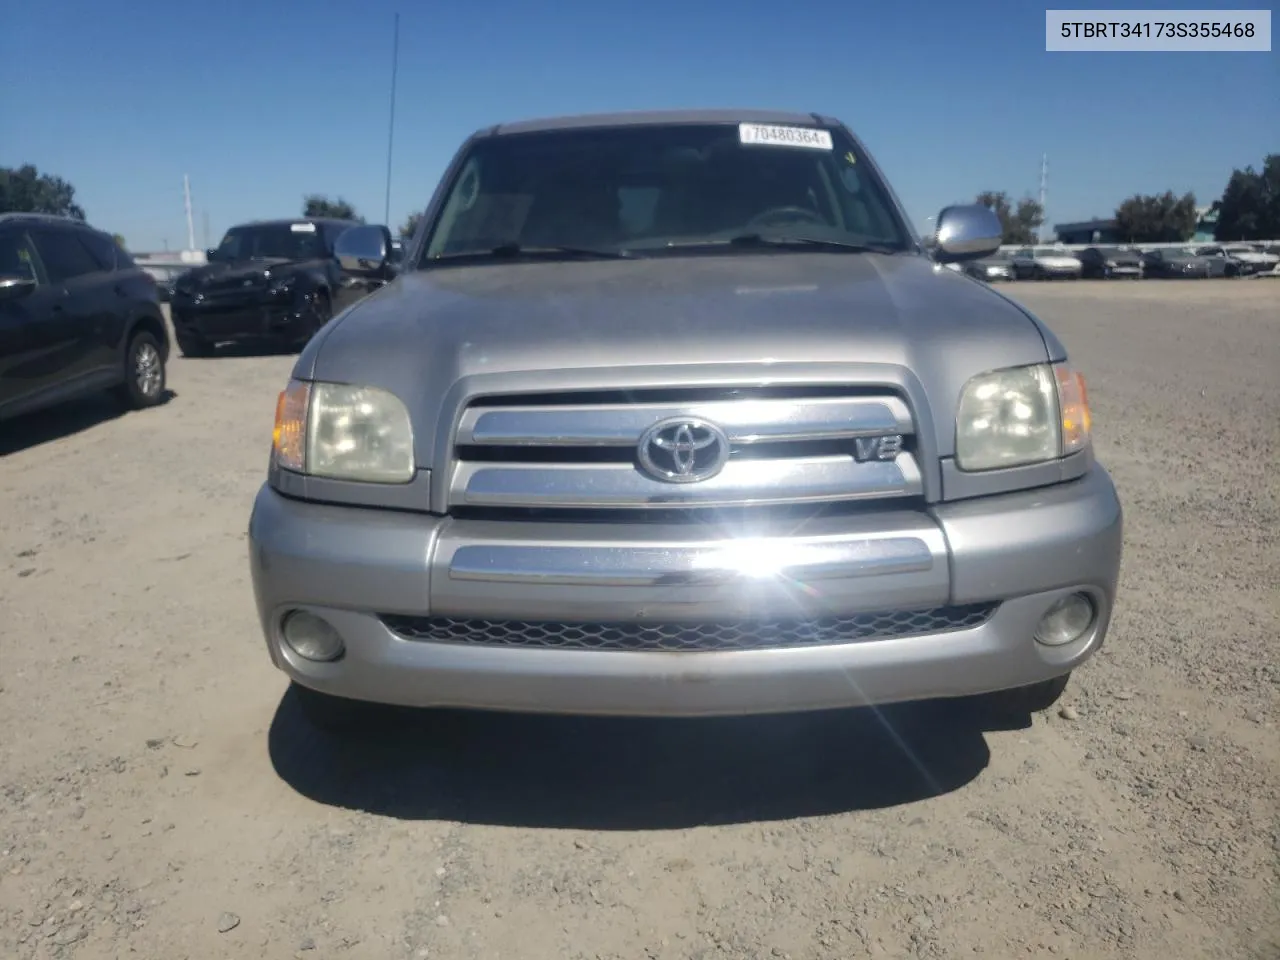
<box><xmin>169</xmin><ymin>217</ymin><xmax>395</xmax><ymax>357</ymax></box>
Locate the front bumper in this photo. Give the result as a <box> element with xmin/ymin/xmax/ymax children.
<box><xmin>171</xmin><ymin>294</ymin><xmax>309</xmax><ymax>342</ymax></box>
<box><xmin>248</xmin><ymin>466</ymin><xmax>1123</xmax><ymax>717</ymax></box>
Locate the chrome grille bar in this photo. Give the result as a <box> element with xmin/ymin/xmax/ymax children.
<box><xmin>456</xmin><ymin>396</ymin><xmax>912</xmax><ymax>447</ymax></box>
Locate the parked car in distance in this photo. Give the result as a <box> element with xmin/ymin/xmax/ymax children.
<box><xmin>1196</xmin><ymin>243</ymin><xmax>1279</xmax><ymax>277</ymax></box>
<box><xmin>1141</xmin><ymin>247</ymin><xmax>1226</xmax><ymax>279</ymax></box>
<box><xmin>168</xmin><ymin>218</ymin><xmax>396</xmax><ymax>357</ymax></box>
<box><xmin>1009</xmin><ymin>246</ymin><xmax>1083</xmax><ymax>280</ymax></box>
<box><xmin>248</xmin><ymin>109</ymin><xmax>1123</xmax><ymax>736</ymax></box>
<box><xmin>1076</xmin><ymin>246</ymin><xmax>1143</xmax><ymax>280</ymax></box>
<box><xmin>0</xmin><ymin>213</ymin><xmax>170</xmax><ymax>423</ymax></box>
<box><xmin>961</xmin><ymin>253</ymin><xmax>1014</xmax><ymax>282</ymax></box>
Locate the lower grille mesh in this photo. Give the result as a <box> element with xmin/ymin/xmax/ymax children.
<box><xmin>380</xmin><ymin>604</ymin><xmax>997</xmax><ymax>653</ymax></box>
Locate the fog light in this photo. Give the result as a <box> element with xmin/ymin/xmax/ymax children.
<box><xmin>1034</xmin><ymin>593</ymin><xmax>1095</xmax><ymax>646</ymax></box>
<box><xmin>281</xmin><ymin>610</ymin><xmax>345</xmax><ymax>662</ymax></box>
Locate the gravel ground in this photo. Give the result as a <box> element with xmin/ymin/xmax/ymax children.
<box><xmin>0</xmin><ymin>280</ymin><xmax>1276</xmax><ymax>960</ymax></box>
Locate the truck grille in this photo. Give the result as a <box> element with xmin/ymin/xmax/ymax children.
<box><xmin>380</xmin><ymin>603</ymin><xmax>996</xmax><ymax>652</ymax></box>
<box><xmin>448</xmin><ymin>387</ymin><xmax>921</xmax><ymax>514</ymax></box>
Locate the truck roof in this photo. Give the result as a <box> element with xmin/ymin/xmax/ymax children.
<box><xmin>0</xmin><ymin>212</ymin><xmax>97</xmax><ymax>229</ymax></box>
<box><xmin>228</xmin><ymin>217</ymin><xmax>361</xmax><ymax>229</ymax></box>
<box><xmin>487</xmin><ymin>108</ymin><xmax>835</xmax><ymax>138</ymax></box>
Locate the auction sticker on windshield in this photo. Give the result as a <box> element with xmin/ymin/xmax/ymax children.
<box><xmin>738</xmin><ymin>123</ymin><xmax>833</xmax><ymax>150</ymax></box>
<box><xmin>290</xmin><ymin>222</ymin><xmax>317</xmax><ymax>232</ymax></box>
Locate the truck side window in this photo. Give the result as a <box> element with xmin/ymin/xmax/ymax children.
<box><xmin>31</xmin><ymin>230</ymin><xmax>101</xmax><ymax>283</ymax></box>
<box><xmin>0</xmin><ymin>231</ymin><xmax>43</xmax><ymax>285</ymax></box>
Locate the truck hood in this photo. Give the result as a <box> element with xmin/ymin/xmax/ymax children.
<box><xmin>178</xmin><ymin>258</ymin><xmax>317</xmax><ymax>292</ymax></box>
<box><xmin>307</xmin><ymin>252</ymin><xmax>1056</xmax><ymax>460</ymax></box>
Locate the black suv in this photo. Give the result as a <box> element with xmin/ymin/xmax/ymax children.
<box><xmin>169</xmin><ymin>218</ymin><xmax>394</xmax><ymax>357</ymax></box>
<box><xmin>0</xmin><ymin>213</ymin><xmax>169</xmax><ymax>423</ymax></box>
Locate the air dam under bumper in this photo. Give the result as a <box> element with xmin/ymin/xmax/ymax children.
<box><xmin>171</xmin><ymin>301</ymin><xmax>308</xmax><ymax>342</ymax></box>
<box><xmin>248</xmin><ymin>466</ymin><xmax>1123</xmax><ymax>717</ymax></box>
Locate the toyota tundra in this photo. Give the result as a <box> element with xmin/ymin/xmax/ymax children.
<box><xmin>247</xmin><ymin>109</ymin><xmax>1123</xmax><ymax>733</ymax></box>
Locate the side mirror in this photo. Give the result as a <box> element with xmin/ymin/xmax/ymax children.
<box><xmin>205</xmin><ymin>248</ymin><xmax>217</xmax><ymax>260</ymax></box>
<box><xmin>932</xmin><ymin>205</ymin><xmax>1003</xmax><ymax>263</ymax></box>
<box><xmin>0</xmin><ymin>274</ymin><xmax>37</xmax><ymax>301</ymax></box>
<box><xmin>335</xmin><ymin>224</ymin><xmax>394</xmax><ymax>277</ymax></box>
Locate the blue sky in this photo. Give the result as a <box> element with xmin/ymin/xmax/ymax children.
<box><xmin>3</xmin><ymin>0</ymin><xmax>1275</xmax><ymax>251</ymax></box>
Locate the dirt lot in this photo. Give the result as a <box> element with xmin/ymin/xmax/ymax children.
<box><xmin>1</xmin><ymin>280</ymin><xmax>1276</xmax><ymax>960</ymax></box>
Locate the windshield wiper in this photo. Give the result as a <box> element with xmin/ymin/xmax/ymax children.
<box><xmin>650</xmin><ymin>234</ymin><xmax>902</xmax><ymax>255</ymax></box>
<box><xmin>725</xmin><ymin>234</ymin><xmax>903</xmax><ymax>254</ymax></box>
<box><xmin>432</xmin><ymin>242</ymin><xmax>634</xmax><ymax>263</ymax></box>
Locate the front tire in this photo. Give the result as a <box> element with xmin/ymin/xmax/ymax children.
<box><xmin>176</xmin><ymin>332</ymin><xmax>214</xmax><ymax>358</ymax></box>
<box><xmin>114</xmin><ymin>330</ymin><xmax>167</xmax><ymax>409</ymax></box>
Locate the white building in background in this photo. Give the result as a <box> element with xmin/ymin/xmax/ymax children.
<box><xmin>1192</xmin><ymin>205</ymin><xmax>1219</xmax><ymax>243</ymax></box>
<box><xmin>133</xmin><ymin>249</ymin><xmax>207</xmax><ymax>265</ymax></box>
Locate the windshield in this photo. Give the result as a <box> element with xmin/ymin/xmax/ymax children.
<box><xmin>420</xmin><ymin>121</ymin><xmax>912</xmax><ymax>263</ymax></box>
<box><xmin>211</xmin><ymin>222</ymin><xmax>328</xmax><ymax>261</ymax></box>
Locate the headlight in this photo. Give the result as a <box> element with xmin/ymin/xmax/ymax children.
<box><xmin>272</xmin><ymin>379</ymin><xmax>415</xmax><ymax>483</ymax></box>
<box><xmin>955</xmin><ymin>362</ymin><xmax>1091</xmax><ymax>472</ymax></box>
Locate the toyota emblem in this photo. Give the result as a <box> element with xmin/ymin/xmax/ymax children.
<box><xmin>636</xmin><ymin>417</ymin><xmax>731</xmax><ymax>484</ymax></box>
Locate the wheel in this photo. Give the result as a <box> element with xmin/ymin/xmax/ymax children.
<box><xmin>291</xmin><ymin>682</ymin><xmax>387</xmax><ymax>736</ymax></box>
<box><xmin>974</xmin><ymin>673</ymin><xmax>1072</xmax><ymax>718</ymax></box>
<box><xmin>114</xmin><ymin>329</ymin><xmax>167</xmax><ymax>409</ymax></box>
<box><xmin>175</xmin><ymin>332</ymin><xmax>213</xmax><ymax>358</ymax></box>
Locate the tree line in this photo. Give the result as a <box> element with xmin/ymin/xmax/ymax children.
<box><xmin>972</xmin><ymin>152</ymin><xmax>1279</xmax><ymax>245</ymax></box>
<box><xmin>298</xmin><ymin>195</ymin><xmax>430</xmax><ymax>239</ymax></box>
<box><xmin>5</xmin><ymin>156</ymin><xmax>1279</xmax><ymax>250</ymax></box>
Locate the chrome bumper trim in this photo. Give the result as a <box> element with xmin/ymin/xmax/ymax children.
<box><xmin>448</xmin><ymin>533</ymin><xmax>936</xmax><ymax>587</ymax></box>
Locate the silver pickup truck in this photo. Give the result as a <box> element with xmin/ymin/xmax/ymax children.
<box><xmin>247</xmin><ymin>109</ymin><xmax>1123</xmax><ymax>734</ymax></box>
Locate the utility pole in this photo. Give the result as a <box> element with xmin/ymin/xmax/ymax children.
<box><xmin>183</xmin><ymin>175</ymin><xmax>196</xmax><ymax>252</ymax></box>
<box><xmin>1038</xmin><ymin>154</ymin><xmax>1048</xmax><ymax>243</ymax></box>
<box><xmin>383</xmin><ymin>12</ymin><xmax>400</xmax><ymax>227</ymax></box>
